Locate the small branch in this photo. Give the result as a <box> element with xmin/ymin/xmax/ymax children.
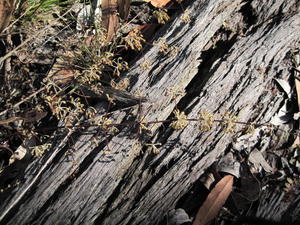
<box><xmin>34</xmin><ymin>116</ymin><xmax>282</xmax><ymax>136</ymax></box>
<box><xmin>0</xmin><ymin>8</ymin><xmax>74</xmax><ymax>64</ymax></box>
<box><xmin>0</xmin><ymin>87</ymin><xmax>46</xmax><ymax>117</ymax></box>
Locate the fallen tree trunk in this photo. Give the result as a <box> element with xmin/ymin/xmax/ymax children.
<box><xmin>0</xmin><ymin>0</ymin><xmax>300</xmax><ymax>225</ymax></box>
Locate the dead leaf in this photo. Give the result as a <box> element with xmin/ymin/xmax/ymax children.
<box><xmin>0</xmin><ymin>0</ymin><xmax>14</xmax><ymax>33</ymax></box>
<box><xmin>200</xmin><ymin>173</ymin><xmax>215</xmax><ymax>189</ymax></box>
<box><xmin>217</xmin><ymin>152</ymin><xmax>240</xmax><ymax>178</ymax></box>
<box><xmin>274</xmin><ymin>78</ymin><xmax>292</xmax><ymax>99</ymax></box>
<box><xmin>248</xmin><ymin>148</ymin><xmax>273</xmax><ymax>173</ymax></box>
<box><xmin>102</xmin><ymin>0</ymin><xmax>119</xmax><ymax>41</ymax></box>
<box><xmin>163</xmin><ymin>208</ymin><xmax>191</xmax><ymax>225</ymax></box>
<box><xmin>192</xmin><ymin>175</ymin><xmax>234</xmax><ymax>225</ymax></box>
<box><xmin>270</xmin><ymin>99</ymin><xmax>291</xmax><ymax>126</ymax></box>
<box><xmin>144</xmin><ymin>0</ymin><xmax>171</xmax><ymax>8</ymax></box>
<box><xmin>49</xmin><ymin>69</ymin><xmax>76</xmax><ymax>85</ymax></box>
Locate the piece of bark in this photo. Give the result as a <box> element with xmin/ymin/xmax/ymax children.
<box><xmin>0</xmin><ymin>1</ymin><xmax>300</xmax><ymax>225</ymax></box>
<box><xmin>102</xmin><ymin>0</ymin><xmax>119</xmax><ymax>41</ymax></box>
<box><xmin>118</xmin><ymin>0</ymin><xmax>131</xmax><ymax>20</ymax></box>
<box><xmin>0</xmin><ymin>0</ymin><xmax>14</xmax><ymax>33</ymax></box>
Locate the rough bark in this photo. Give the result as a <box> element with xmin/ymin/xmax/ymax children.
<box><xmin>0</xmin><ymin>0</ymin><xmax>300</xmax><ymax>225</ymax></box>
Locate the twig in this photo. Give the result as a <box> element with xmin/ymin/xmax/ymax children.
<box><xmin>0</xmin><ymin>87</ymin><xmax>46</xmax><ymax>117</ymax></box>
<box><xmin>0</xmin><ymin>8</ymin><xmax>73</xmax><ymax>64</ymax></box>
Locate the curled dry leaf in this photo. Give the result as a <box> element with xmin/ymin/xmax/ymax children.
<box><xmin>218</xmin><ymin>152</ymin><xmax>240</xmax><ymax>178</ymax></box>
<box><xmin>248</xmin><ymin>148</ymin><xmax>273</xmax><ymax>173</ymax></box>
<box><xmin>192</xmin><ymin>175</ymin><xmax>234</xmax><ymax>225</ymax></box>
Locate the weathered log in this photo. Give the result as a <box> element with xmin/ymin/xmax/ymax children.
<box><xmin>0</xmin><ymin>0</ymin><xmax>300</xmax><ymax>225</ymax></box>
<box><xmin>255</xmin><ymin>187</ymin><xmax>300</xmax><ymax>223</ymax></box>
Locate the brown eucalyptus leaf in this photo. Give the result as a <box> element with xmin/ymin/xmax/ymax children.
<box><xmin>192</xmin><ymin>175</ymin><xmax>234</xmax><ymax>225</ymax></box>
<box><xmin>49</xmin><ymin>69</ymin><xmax>76</xmax><ymax>85</ymax></box>
<box><xmin>0</xmin><ymin>0</ymin><xmax>14</xmax><ymax>33</ymax></box>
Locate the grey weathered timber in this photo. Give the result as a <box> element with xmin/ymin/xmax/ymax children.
<box><xmin>0</xmin><ymin>0</ymin><xmax>300</xmax><ymax>225</ymax></box>
<box><xmin>255</xmin><ymin>187</ymin><xmax>300</xmax><ymax>222</ymax></box>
